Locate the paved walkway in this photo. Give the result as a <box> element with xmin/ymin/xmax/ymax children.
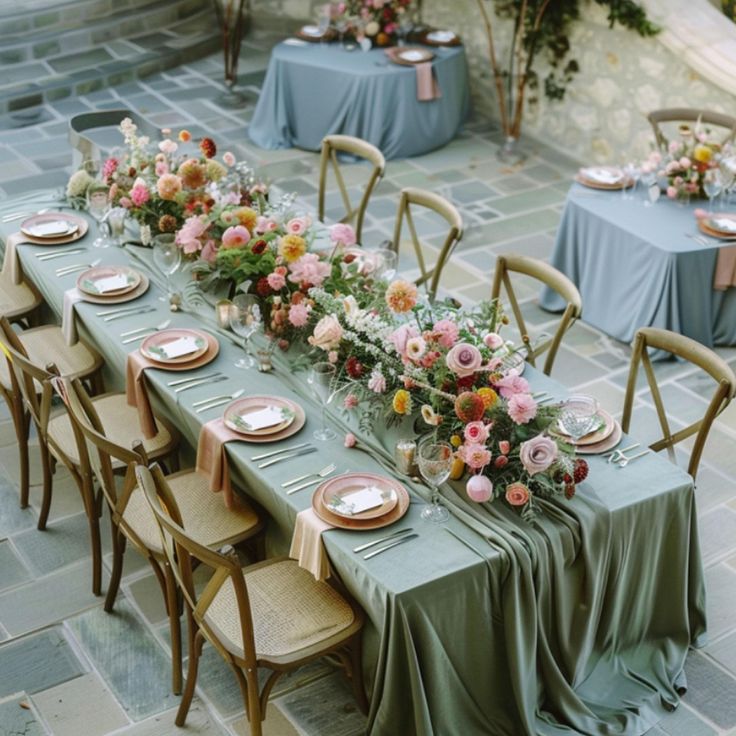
<box><xmin>0</xmin><ymin>31</ymin><xmax>735</xmax><ymax>736</ymax></box>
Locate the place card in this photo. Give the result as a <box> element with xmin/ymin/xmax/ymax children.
<box><xmin>91</xmin><ymin>273</ymin><xmax>129</xmax><ymax>293</ymax></box>
<box><xmin>238</xmin><ymin>406</ymin><xmax>285</xmax><ymax>431</ymax></box>
<box><xmin>28</xmin><ymin>220</ymin><xmax>75</xmax><ymax>237</ymax></box>
<box><xmin>330</xmin><ymin>486</ymin><xmax>385</xmax><ymax>516</ymax></box>
<box><xmin>158</xmin><ymin>336</ymin><xmax>200</xmax><ymax>359</ymax></box>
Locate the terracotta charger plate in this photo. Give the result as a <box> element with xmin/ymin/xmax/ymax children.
<box><xmin>312</xmin><ymin>473</ymin><xmax>410</xmax><ymax>530</ymax></box>
<box><xmin>223</xmin><ymin>396</ymin><xmax>305</xmax><ymax>444</ymax></box>
<box><xmin>575</xmin><ymin>166</ymin><xmax>629</xmax><ymax>191</ymax></box>
<box><xmin>140</xmin><ymin>328</ymin><xmax>210</xmax><ymax>365</ymax></box>
<box><xmin>76</xmin><ymin>265</ymin><xmax>141</xmax><ymax>297</ymax></box>
<box><xmin>223</xmin><ymin>395</ymin><xmax>299</xmax><ymax>437</ymax></box>
<box><xmin>575</xmin><ymin>420</ymin><xmax>623</xmax><ymax>455</ymax></box>
<box><xmin>296</xmin><ymin>25</ymin><xmax>335</xmax><ymax>42</ymax></box>
<box><xmin>138</xmin><ymin>330</ymin><xmax>219</xmax><ymax>373</ymax></box>
<box><xmin>420</xmin><ymin>29</ymin><xmax>461</xmax><ymax>47</ymax></box>
<box><xmin>75</xmin><ymin>272</ymin><xmax>149</xmax><ymax>305</ymax></box>
<box><xmin>20</xmin><ymin>212</ymin><xmax>88</xmax><ymax>245</ymax></box>
<box><xmin>553</xmin><ymin>408</ymin><xmax>616</xmax><ymax>447</ymax></box>
<box><xmin>385</xmin><ymin>46</ymin><xmax>434</xmax><ymax>66</ymax></box>
<box><xmin>698</xmin><ymin>214</ymin><xmax>736</xmax><ymax>240</ymax></box>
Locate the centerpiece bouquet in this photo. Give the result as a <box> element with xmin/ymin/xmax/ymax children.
<box><xmin>326</xmin><ymin>0</ymin><xmax>415</xmax><ymax>47</ymax></box>
<box><xmin>304</xmin><ymin>279</ymin><xmax>585</xmax><ymax>519</ymax></box>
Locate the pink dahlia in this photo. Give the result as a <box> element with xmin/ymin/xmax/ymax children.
<box><xmin>288</xmin><ymin>253</ymin><xmax>331</xmax><ymax>287</ymax></box>
<box><xmin>288</xmin><ymin>303</ymin><xmax>310</xmax><ymax>327</ymax></box>
<box><xmin>507</xmin><ymin>393</ymin><xmax>538</xmax><ymax>425</ymax></box>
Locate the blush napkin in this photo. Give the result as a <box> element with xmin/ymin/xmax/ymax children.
<box><xmin>196</xmin><ymin>418</ymin><xmax>242</xmax><ymax>510</ymax></box>
<box><xmin>125</xmin><ymin>351</ymin><xmax>160</xmax><ymax>440</ymax></box>
<box><xmin>289</xmin><ymin>508</ymin><xmax>334</xmax><ymax>581</ymax></box>
<box><xmin>415</xmin><ymin>62</ymin><xmax>441</xmax><ymax>101</ymax></box>
<box><xmin>714</xmin><ymin>245</ymin><xmax>736</xmax><ymax>290</ymax></box>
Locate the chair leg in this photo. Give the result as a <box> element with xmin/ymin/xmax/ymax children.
<box><xmin>79</xmin><ymin>473</ymin><xmax>102</xmax><ymax>596</ymax></box>
<box><xmin>11</xmin><ymin>403</ymin><xmax>31</xmax><ymax>510</ymax></box>
<box><xmin>348</xmin><ymin>639</ymin><xmax>369</xmax><ymax>715</ymax></box>
<box><xmin>104</xmin><ymin>523</ymin><xmax>126</xmax><ymax>613</ymax></box>
<box><xmin>37</xmin><ymin>437</ymin><xmax>53</xmax><ymax>531</ymax></box>
<box><xmin>88</xmin><ymin>369</ymin><xmax>105</xmax><ymax>396</ymax></box>
<box><xmin>231</xmin><ymin>663</ymin><xmax>263</xmax><ymax>736</ymax></box>
<box><xmin>176</xmin><ymin>629</ymin><xmax>204</xmax><ymax>727</ymax></box>
<box><xmin>164</xmin><ymin>564</ymin><xmax>183</xmax><ymax>695</ymax></box>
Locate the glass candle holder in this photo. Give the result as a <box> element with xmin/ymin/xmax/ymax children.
<box><xmin>395</xmin><ymin>439</ymin><xmax>418</xmax><ymax>476</ymax></box>
<box><xmin>216</xmin><ymin>299</ymin><xmax>233</xmax><ymax>328</ymax></box>
<box><xmin>256</xmin><ymin>348</ymin><xmax>273</xmax><ymax>373</ymax></box>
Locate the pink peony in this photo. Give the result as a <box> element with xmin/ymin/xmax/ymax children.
<box><xmin>308</xmin><ymin>315</ymin><xmax>343</xmax><ymax>351</ymax></box>
<box><xmin>507</xmin><ymin>393</ymin><xmax>538</xmax><ymax>425</ymax></box>
<box><xmin>266</xmin><ymin>269</ymin><xmax>286</xmax><ymax>290</ymax></box>
<box><xmin>330</xmin><ymin>222</ymin><xmax>357</xmax><ymax>246</ymax></box>
<box><xmin>519</xmin><ymin>435</ymin><xmax>558</xmax><ymax>475</ymax></box>
<box><xmin>200</xmin><ymin>240</ymin><xmax>218</xmax><ymax>264</ymax></box>
<box><xmin>367</xmin><ymin>369</ymin><xmax>386</xmax><ymax>393</ymax></box>
<box><xmin>156</xmin><ymin>173</ymin><xmax>182</xmax><ymax>201</ymax></box>
<box><xmin>288</xmin><ymin>253</ymin><xmax>332</xmax><ymax>287</ymax></box>
<box><xmin>343</xmin><ymin>393</ymin><xmax>359</xmax><ymax>409</ymax></box>
<box><xmin>288</xmin><ymin>303</ymin><xmax>310</xmax><ymax>327</ymax></box>
<box><xmin>466</xmin><ymin>474</ymin><xmax>493</xmax><ymax>503</ymax></box>
<box><xmin>221</xmin><ymin>225</ymin><xmax>251</xmax><ymax>249</ymax></box>
<box><xmin>389</xmin><ymin>324</ymin><xmax>419</xmax><ymax>359</ymax></box>
<box><xmin>496</xmin><ymin>370</ymin><xmax>530</xmax><ymax>399</ymax></box>
<box><xmin>175</xmin><ymin>215</ymin><xmax>208</xmax><ymax>254</ymax></box>
<box><xmin>286</xmin><ymin>216</ymin><xmax>311</xmax><ymax>236</ymax></box>
<box><xmin>130</xmin><ymin>183</ymin><xmax>150</xmax><ymax>207</ymax></box>
<box><xmin>484</xmin><ymin>332</ymin><xmax>504</xmax><ymax>350</ymax></box>
<box><xmin>459</xmin><ymin>443</ymin><xmax>492</xmax><ymax>470</ymax></box>
<box><xmin>344</xmin><ymin>432</ymin><xmax>357</xmax><ymax>448</ymax></box>
<box><xmin>432</xmin><ymin>319</ymin><xmax>459</xmax><ymax>348</ymax></box>
<box><xmin>446</xmin><ymin>343</ymin><xmax>483</xmax><ymax>377</ymax></box>
<box><xmin>505</xmin><ymin>482</ymin><xmax>530</xmax><ymax>506</ymax></box>
<box><xmin>464</xmin><ymin>421</ymin><xmax>490</xmax><ymax>444</ymax></box>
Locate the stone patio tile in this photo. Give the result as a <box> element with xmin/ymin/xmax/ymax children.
<box><xmin>0</xmin><ymin>473</ymin><xmax>37</xmax><ymax>538</ymax></box>
<box><xmin>696</xmin><ymin>427</ymin><xmax>736</xmax><ymax>479</ymax></box>
<box><xmin>114</xmin><ymin>699</ymin><xmax>226</xmax><ymax>735</ymax></box>
<box><xmin>490</xmin><ymin>185</ymin><xmax>567</xmax><ymax>216</ymax></box>
<box><xmin>0</xmin><ymin>695</ymin><xmax>47</xmax><ymax>736</ymax></box>
<box><xmin>458</xmin><ymin>209</ymin><xmax>561</xmax><ymax>250</ymax></box>
<box><xmin>543</xmin><ymin>345</ymin><xmax>609</xmax><ymax>386</ymax></box>
<box><xmin>0</xmin><ymin>629</ymin><xmax>85</xmax><ymax>699</ymax></box>
<box><xmin>682</xmin><ymin>651</ymin><xmax>736</xmax><ymax>729</ymax></box>
<box><xmin>523</xmin><ymin>163</ymin><xmax>565</xmax><ymax>183</ymax></box>
<box><xmin>694</xmin><ymin>466</ymin><xmax>736</xmax><ymax>513</ymax></box>
<box><xmin>576</xmin><ymin>380</ymin><xmax>627</xmax><ymax>418</ymax></box>
<box><xmin>448</xmin><ymin>180</ymin><xmax>500</xmax><ymax>203</ymax></box>
<box><xmin>229</xmin><ymin>704</ymin><xmax>299</xmax><ymax>736</ymax></box>
<box><xmin>0</xmin><ymin>158</ymin><xmax>41</xmax><ymax>182</ymax></box>
<box><xmin>126</xmin><ymin>573</ymin><xmax>167</xmax><ymax>626</ymax></box>
<box><xmin>706</xmin><ymin>629</ymin><xmax>736</xmax><ymax>678</ymax></box>
<box><xmin>67</xmin><ymin>597</ymin><xmax>177</xmax><ymax>722</ymax></box>
<box><xmin>698</xmin><ymin>506</ymin><xmax>736</xmax><ymax>565</ymax></box>
<box><xmin>26</xmin><ymin>467</ymin><xmax>85</xmax><ymax>521</ymax></box>
<box><xmin>0</xmin><ymin>540</ymin><xmax>31</xmax><ymax>593</ymax></box>
<box><xmin>31</xmin><ymin>672</ymin><xmax>128</xmax><ymax>736</ymax></box>
<box><xmin>655</xmin><ymin>704</ymin><xmax>718</xmax><ymax>735</ymax></box>
<box><xmin>704</xmin><ymin>564</ymin><xmax>736</xmax><ymax>640</ymax></box>
<box><xmin>488</xmin><ymin>173</ymin><xmax>537</xmax><ymax>193</ymax></box>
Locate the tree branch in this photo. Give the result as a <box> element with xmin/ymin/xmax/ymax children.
<box><xmin>474</xmin><ymin>0</ymin><xmax>510</xmax><ymax>136</ymax></box>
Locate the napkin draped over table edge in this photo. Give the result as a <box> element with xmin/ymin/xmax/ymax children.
<box><xmin>289</xmin><ymin>508</ymin><xmax>333</xmax><ymax>582</ymax></box>
<box><xmin>196</xmin><ymin>417</ymin><xmax>243</xmax><ymax>510</ymax></box>
<box><xmin>125</xmin><ymin>351</ymin><xmax>160</xmax><ymax>440</ymax></box>
<box><xmin>2</xmin><ymin>232</ymin><xmax>26</xmax><ymax>285</ymax></box>
<box><xmin>415</xmin><ymin>62</ymin><xmax>441</xmax><ymax>102</ymax></box>
<box><xmin>714</xmin><ymin>245</ymin><xmax>736</xmax><ymax>290</ymax></box>
<box><xmin>62</xmin><ymin>288</ymin><xmax>84</xmax><ymax>345</ymax></box>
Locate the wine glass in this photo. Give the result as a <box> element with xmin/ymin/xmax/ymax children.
<box><xmin>86</xmin><ymin>183</ymin><xmax>113</xmax><ymax>248</ymax></box>
<box><xmin>640</xmin><ymin>170</ymin><xmax>658</xmax><ymax>207</ymax></box>
<box><xmin>704</xmin><ymin>168</ymin><xmax>723</xmax><ymax>215</ymax></box>
<box><xmin>335</xmin><ymin>18</ymin><xmax>349</xmax><ymax>47</ymax></box>
<box><xmin>622</xmin><ymin>162</ymin><xmax>640</xmax><ymax>201</ymax></box>
<box><xmin>418</xmin><ymin>441</ymin><xmax>453</xmax><ymax>524</ymax></box>
<box><xmin>106</xmin><ymin>207</ymin><xmax>127</xmax><ymax>246</ymax></box>
<box><xmin>398</xmin><ymin>13</ymin><xmax>413</xmax><ymax>46</ymax></box>
<box><xmin>229</xmin><ymin>294</ymin><xmax>262</xmax><ymax>370</ymax></box>
<box><xmin>374</xmin><ymin>248</ymin><xmax>398</xmax><ymax>280</ymax></box>
<box><xmin>559</xmin><ymin>395</ymin><xmax>600</xmax><ymax>443</ymax></box>
<box><xmin>152</xmin><ymin>234</ymin><xmax>182</xmax><ymax>304</ymax></box>
<box><xmin>307</xmin><ymin>361</ymin><xmax>337</xmax><ymax>441</ymax></box>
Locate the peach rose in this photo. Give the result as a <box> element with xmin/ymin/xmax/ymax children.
<box><xmin>505</xmin><ymin>482</ymin><xmax>530</xmax><ymax>506</ymax></box>
<box><xmin>308</xmin><ymin>315</ymin><xmax>343</xmax><ymax>351</ymax></box>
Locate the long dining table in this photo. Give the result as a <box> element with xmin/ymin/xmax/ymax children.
<box><xmin>1</xmin><ymin>193</ymin><xmax>707</xmax><ymax>736</ymax></box>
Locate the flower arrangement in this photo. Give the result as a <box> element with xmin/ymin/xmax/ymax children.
<box><xmin>304</xmin><ymin>283</ymin><xmax>584</xmax><ymax>519</ymax></box>
<box><xmin>327</xmin><ymin>0</ymin><xmax>414</xmax><ymax>47</ymax></box>
<box><xmin>67</xmin><ymin>118</ymin><xmax>268</xmax><ymax>247</ymax></box>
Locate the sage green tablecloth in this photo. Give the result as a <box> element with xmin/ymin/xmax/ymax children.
<box><xmin>1</xmin><ymin>196</ymin><xmax>706</xmax><ymax>736</ymax></box>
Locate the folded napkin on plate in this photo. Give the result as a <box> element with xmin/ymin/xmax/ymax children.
<box><xmin>415</xmin><ymin>62</ymin><xmax>441</xmax><ymax>102</ymax></box>
<box><xmin>580</xmin><ymin>167</ymin><xmax>622</xmax><ymax>184</ymax></box>
<box><xmin>289</xmin><ymin>508</ymin><xmax>334</xmax><ymax>581</ymax></box>
<box><xmin>125</xmin><ymin>351</ymin><xmax>159</xmax><ymax>440</ymax></box>
<box><xmin>2</xmin><ymin>232</ymin><xmax>27</xmax><ymax>285</ymax></box>
<box><xmin>196</xmin><ymin>418</ymin><xmax>243</xmax><ymax>510</ymax></box>
<box><xmin>714</xmin><ymin>245</ymin><xmax>736</xmax><ymax>290</ymax></box>
<box><xmin>62</xmin><ymin>288</ymin><xmax>84</xmax><ymax>345</ymax></box>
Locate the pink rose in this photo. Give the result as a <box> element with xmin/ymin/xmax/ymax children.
<box><xmin>432</xmin><ymin>319</ymin><xmax>459</xmax><ymax>348</ymax></box>
<box><xmin>464</xmin><ymin>421</ymin><xmax>490</xmax><ymax>444</ymax></box>
<box><xmin>288</xmin><ymin>303</ymin><xmax>310</xmax><ymax>327</ymax></box>
<box><xmin>484</xmin><ymin>332</ymin><xmax>504</xmax><ymax>350</ymax></box>
<box><xmin>329</xmin><ymin>222</ymin><xmax>357</xmax><ymax>246</ymax></box>
<box><xmin>286</xmin><ymin>216</ymin><xmax>311</xmax><ymax>236</ymax></box>
<box><xmin>267</xmin><ymin>271</ymin><xmax>286</xmax><ymax>290</ymax></box>
<box><xmin>458</xmin><ymin>443</ymin><xmax>491</xmax><ymax>470</ymax></box>
<box><xmin>494</xmin><ymin>455</ymin><xmax>508</xmax><ymax>469</ymax></box>
<box><xmin>507</xmin><ymin>393</ymin><xmax>538</xmax><ymax>425</ymax></box>
<box><xmin>519</xmin><ymin>435</ymin><xmax>558</xmax><ymax>475</ymax></box>
<box><xmin>666</xmin><ymin>186</ymin><xmax>678</xmax><ymax>199</ymax></box>
<box><xmin>505</xmin><ymin>482</ymin><xmax>530</xmax><ymax>507</ymax></box>
<box><xmin>496</xmin><ymin>370</ymin><xmax>530</xmax><ymax>398</ymax></box>
<box><xmin>288</xmin><ymin>253</ymin><xmax>332</xmax><ymax>287</ymax></box>
<box><xmin>498</xmin><ymin>440</ymin><xmax>511</xmax><ymax>455</ymax></box>
<box><xmin>344</xmin><ymin>432</ymin><xmax>357</xmax><ymax>448</ymax></box>
<box><xmin>389</xmin><ymin>324</ymin><xmax>419</xmax><ymax>359</ymax></box>
<box><xmin>446</xmin><ymin>343</ymin><xmax>483</xmax><ymax>377</ymax></box>
<box><xmin>308</xmin><ymin>315</ymin><xmax>343</xmax><ymax>351</ymax></box>
<box><xmin>466</xmin><ymin>474</ymin><xmax>493</xmax><ymax>503</ymax></box>
<box><xmin>221</xmin><ymin>225</ymin><xmax>251</xmax><ymax>249</ymax></box>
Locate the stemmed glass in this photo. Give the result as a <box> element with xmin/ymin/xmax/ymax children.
<box><xmin>417</xmin><ymin>441</ymin><xmax>453</xmax><ymax>524</ymax></box>
<box><xmin>720</xmin><ymin>156</ymin><xmax>736</xmax><ymax>207</ymax></box>
<box><xmin>86</xmin><ymin>183</ymin><xmax>113</xmax><ymax>248</ymax></box>
<box><xmin>704</xmin><ymin>168</ymin><xmax>723</xmax><ymax>215</ymax></box>
<box><xmin>307</xmin><ymin>362</ymin><xmax>337</xmax><ymax>441</ymax></box>
<box><xmin>335</xmin><ymin>17</ymin><xmax>349</xmax><ymax>48</ymax></box>
<box><xmin>374</xmin><ymin>248</ymin><xmax>398</xmax><ymax>280</ymax></box>
<box><xmin>622</xmin><ymin>162</ymin><xmax>640</xmax><ymax>201</ymax></box>
<box><xmin>152</xmin><ymin>234</ymin><xmax>182</xmax><ymax>304</ymax></box>
<box><xmin>640</xmin><ymin>170</ymin><xmax>658</xmax><ymax>207</ymax></box>
<box><xmin>559</xmin><ymin>395</ymin><xmax>600</xmax><ymax>443</ymax></box>
<box><xmin>398</xmin><ymin>13</ymin><xmax>413</xmax><ymax>46</ymax></box>
<box><xmin>229</xmin><ymin>294</ymin><xmax>262</xmax><ymax>370</ymax></box>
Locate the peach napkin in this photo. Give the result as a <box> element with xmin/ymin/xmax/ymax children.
<box><xmin>714</xmin><ymin>245</ymin><xmax>736</xmax><ymax>290</ymax></box>
<box><xmin>62</xmin><ymin>288</ymin><xmax>84</xmax><ymax>345</ymax></box>
<box><xmin>196</xmin><ymin>418</ymin><xmax>242</xmax><ymax>510</ymax></box>
<box><xmin>289</xmin><ymin>508</ymin><xmax>334</xmax><ymax>581</ymax></box>
<box><xmin>415</xmin><ymin>62</ymin><xmax>441</xmax><ymax>101</ymax></box>
<box><xmin>125</xmin><ymin>351</ymin><xmax>159</xmax><ymax>439</ymax></box>
<box><xmin>2</xmin><ymin>232</ymin><xmax>27</xmax><ymax>285</ymax></box>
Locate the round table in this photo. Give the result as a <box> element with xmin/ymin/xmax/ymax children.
<box><xmin>248</xmin><ymin>41</ymin><xmax>470</xmax><ymax>159</ymax></box>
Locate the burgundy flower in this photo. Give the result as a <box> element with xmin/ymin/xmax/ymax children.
<box><xmin>255</xmin><ymin>277</ymin><xmax>272</xmax><ymax>297</ymax></box>
<box><xmin>251</xmin><ymin>239</ymin><xmax>267</xmax><ymax>255</ymax></box>
<box><xmin>346</xmin><ymin>356</ymin><xmax>364</xmax><ymax>379</ymax></box>
<box><xmin>199</xmin><ymin>137</ymin><xmax>217</xmax><ymax>158</ymax></box>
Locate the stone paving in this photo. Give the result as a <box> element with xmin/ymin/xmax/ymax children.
<box><xmin>0</xmin><ymin>27</ymin><xmax>735</xmax><ymax>736</ymax></box>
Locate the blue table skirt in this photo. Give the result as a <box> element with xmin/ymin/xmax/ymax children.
<box><xmin>249</xmin><ymin>42</ymin><xmax>470</xmax><ymax>159</ymax></box>
<box><xmin>541</xmin><ymin>185</ymin><xmax>736</xmax><ymax>349</ymax></box>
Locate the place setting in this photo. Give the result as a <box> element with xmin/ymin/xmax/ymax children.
<box><xmin>551</xmin><ymin>394</ymin><xmax>623</xmax><ymax>455</ymax></box>
<box><xmin>575</xmin><ymin>166</ymin><xmax>630</xmax><ymax>190</ymax></box>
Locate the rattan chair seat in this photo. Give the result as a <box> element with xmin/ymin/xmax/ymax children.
<box><xmin>0</xmin><ymin>274</ymin><xmax>41</xmax><ymax>321</ymax></box>
<box><xmin>123</xmin><ymin>469</ymin><xmax>261</xmax><ymax>554</ymax></box>
<box><xmin>204</xmin><ymin>559</ymin><xmax>356</xmax><ymax>661</ymax></box>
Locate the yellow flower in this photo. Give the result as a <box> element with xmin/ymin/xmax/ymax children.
<box><xmin>233</xmin><ymin>206</ymin><xmax>258</xmax><ymax>232</ymax></box>
<box><xmin>450</xmin><ymin>434</ymin><xmax>462</xmax><ymax>448</ymax></box>
<box><xmin>278</xmin><ymin>234</ymin><xmax>306</xmax><ymax>263</ymax></box>
<box><xmin>205</xmin><ymin>159</ymin><xmax>227</xmax><ymax>182</ymax></box>
<box><xmin>392</xmin><ymin>389</ymin><xmax>411</xmax><ymax>415</ymax></box>
<box><xmin>477</xmin><ymin>387</ymin><xmax>498</xmax><ymax>410</ymax></box>
<box><xmin>693</xmin><ymin>144</ymin><xmax>713</xmax><ymax>163</ymax></box>
<box><xmin>385</xmin><ymin>279</ymin><xmax>418</xmax><ymax>313</ymax></box>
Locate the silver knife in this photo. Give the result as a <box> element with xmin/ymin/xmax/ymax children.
<box><xmin>96</xmin><ymin>304</ymin><xmax>150</xmax><ymax>317</ymax></box>
<box><xmin>174</xmin><ymin>375</ymin><xmax>227</xmax><ymax>394</ymax></box>
<box><xmin>194</xmin><ymin>396</ymin><xmax>235</xmax><ymax>413</ymax></box>
<box><xmin>363</xmin><ymin>533</ymin><xmax>419</xmax><ymax>560</ymax></box>
<box><xmin>36</xmin><ymin>249</ymin><xmax>86</xmax><ymax>261</ymax></box>
<box><xmin>103</xmin><ymin>307</ymin><xmax>155</xmax><ymax>322</ymax></box>
<box><xmin>167</xmin><ymin>372</ymin><xmax>221</xmax><ymax>387</ymax></box>
<box><xmin>286</xmin><ymin>471</ymin><xmax>338</xmax><ymax>495</ymax></box>
<box><xmin>250</xmin><ymin>442</ymin><xmax>310</xmax><ymax>461</ymax></box>
<box><xmin>121</xmin><ymin>332</ymin><xmax>154</xmax><ymax>345</ymax></box>
<box><xmin>258</xmin><ymin>446</ymin><xmax>318</xmax><ymax>468</ymax></box>
<box><xmin>353</xmin><ymin>528</ymin><xmax>415</xmax><ymax>553</ymax></box>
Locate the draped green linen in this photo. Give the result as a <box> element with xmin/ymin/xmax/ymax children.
<box><xmin>1</xmin><ymin>196</ymin><xmax>706</xmax><ymax>735</ymax></box>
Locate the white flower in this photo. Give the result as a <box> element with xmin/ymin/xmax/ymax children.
<box><xmin>66</xmin><ymin>169</ymin><xmax>93</xmax><ymax>198</ymax></box>
<box><xmin>343</xmin><ymin>295</ymin><xmax>359</xmax><ymax>316</ymax></box>
<box><xmin>367</xmin><ymin>368</ymin><xmax>386</xmax><ymax>393</ymax></box>
<box><xmin>140</xmin><ymin>224</ymin><xmax>151</xmax><ymax>246</ymax></box>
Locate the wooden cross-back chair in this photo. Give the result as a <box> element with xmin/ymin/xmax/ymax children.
<box><xmin>317</xmin><ymin>134</ymin><xmax>385</xmax><ymax>244</ymax></box>
<box><xmin>54</xmin><ymin>377</ymin><xmax>263</xmax><ymax>694</ymax></box>
<box><xmin>136</xmin><ymin>463</ymin><xmax>367</xmax><ymax>736</ymax></box>
<box><xmin>490</xmin><ymin>254</ymin><xmax>582</xmax><ymax>376</ymax></box>
<box><xmin>390</xmin><ymin>187</ymin><xmax>463</xmax><ymax>302</ymax></box>
<box><xmin>621</xmin><ymin>327</ymin><xmax>736</xmax><ymax>480</ymax></box>
<box><xmin>647</xmin><ymin>108</ymin><xmax>736</xmax><ymax>150</ymax></box>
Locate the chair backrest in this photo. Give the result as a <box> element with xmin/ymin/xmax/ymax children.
<box><xmin>621</xmin><ymin>327</ymin><xmax>736</xmax><ymax>479</ymax></box>
<box><xmin>490</xmin><ymin>254</ymin><xmax>582</xmax><ymax>376</ymax></box>
<box><xmin>136</xmin><ymin>463</ymin><xmax>259</xmax><ymax>670</ymax></box>
<box><xmin>647</xmin><ymin>108</ymin><xmax>736</xmax><ymax>150</ymax></box>
<box><xmin>317</xmin><ymin>134</ymin><xmax>385</xmax><ymax>244</ymax></box>
<box><xmin>390</xmin><ymin>187</ymin><xmax>463</xmax><ymax>302</ymax></box>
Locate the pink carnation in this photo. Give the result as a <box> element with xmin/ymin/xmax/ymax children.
<box><xmin>288</xmin><ymin>303</ymin><xmax>310</xmax><ymax>327</ymax></box>
<box><xmin>102</xmin><ymin>157</ymin><xmax>118</xmax><ymax>179</ymax></box>
<box><xmin>496</xmin><ymin>370</ymin><xmax>530</xmax><ymax>398</ymax></box>
<box><xmin>343</xmin><ymin>393</ymin><xmax>359</xmax><ymax>409</ymax></box>
<box><xmin>221</xmin><ymin>225</ymin><xmax>251</xmax><ymax>249</ymax></box>
<box><xmin>266</xmin><ymin>270</ymin><xmax>286</xmax><ymax>290</ymax></box>
<box><xmin>367</xmin><ymin>369</ymin><xmax>386</xmax><ymax>393</ymax></box>
<box><xmin>288</xmin><ymin>253</ymin><xmax>331</xmax><ymax>287</ymax></box>
<box><xmin>329</xmin><ymin>222</ymin><xmax>357</xmax><ymax>246</ymax></box>
<box><xmin>459</xmin><ymin>443</ymin><xmax>492</xmax><ymax>470</ymax></box>
<box><xmin>432</xmin><ymin>319</ymin><xmax>459</xmax><ymax>348</ymax></box>
<box><xmin>507</xmin><ymin>393</ymin><xmax>538</xmax><ymax>425</ymax></box>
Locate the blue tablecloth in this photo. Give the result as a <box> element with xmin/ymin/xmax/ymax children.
<box><xmin>541</xmin><ymin>185</ymin><xmax>736</xmax><ymax>348</ymax></box>
<box><xmin>249</xmin><ymin>41</ymin><xmax>470</xmax><ymax>159</ymax></box>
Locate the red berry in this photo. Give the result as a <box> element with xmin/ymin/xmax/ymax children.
<box><xmin>573</xmin><ymin>459</ymin><xmax>589</xmax><ymax>484</ymax></box>
<box><xmin>565</xmin><ymin>484</ymin><xmax>576</xmax><ymax>500</ymax></box>
<box><xmin>563</xmin><ymin>473</ymin><xmax>572</xmax><ymax>484</ymax></box>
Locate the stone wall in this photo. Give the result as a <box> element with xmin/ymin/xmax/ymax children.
<box><xmin>250</xmin><ymin>0</ymin><xmax>736</xmax><ymax>163</ymax></box>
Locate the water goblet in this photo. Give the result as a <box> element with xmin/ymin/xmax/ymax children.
<box><xmin>374</xmin><ymin>248</ymin><xmax>398</xmax><ymax>281</ymax></box>
<box><xmin>640</xmin><ymin>170</ymin><xmax>658</xmax><ymax>207</ymax></box>
<box><xmin>622</xmin><ymin>162</ymin><xmax>640</xmax><ymax>201</ymax></box>
<box><xmin>229</xmin><ymin>294</ymin><xmax>262</xmax><ymax>370</ymax></box>
<box><xmin>152</xmin><ymin>234</ymin><xmax>182</xmax><ymax>304</ymax></box>
<box><xmin>559</xmin><ymin>395</ymin><xmax>600</xmax><ymax>443</ymax></box>
<box><xmin>336</xmin><ymin>18</ymin><xmax>349</xmax><ymax>47</ymax></box>
<box><xmin>418</xmin><ymin>441</ymin><xmax>453</xmax><ymax>524</ymax></box>
<box><xmin>107</xmin><ymin>207</ymin><xmax>127</xmax><ymax>246</ymax></box>
<box><xmin>704</xmin><ymin>168</ymin><xmax>723</xmax><ymax>215</ymax></box>
<box><xmin>86</xmin><ymin>183</ymin><xmax>113</xmax><ymax>248</ymax></box>
<box><xmin>307</xmin><ymin>362</ymin><xmax>337</xmax><ymax>441</ymax></box>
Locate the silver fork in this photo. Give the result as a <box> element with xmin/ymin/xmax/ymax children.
<box><xmin>2</xmin><ymin>207</ymin><xmax>50</xmax><ymax>223</ymax></box>
<box><xmin>194</xmin><ymin>387</ymin><xmax>245</xmax><ymax>410</ymax></box>
<box><xmin>605</xmin><ymin>443</ymin><xmax>640</xmax><ymax>464</ymax></box>
<box><xmin>285</xmin><ymin>465</ymin><xmax>338</xmax><ymax>494</ymax></box>
<box><xmin>282</xmin><ymin>463</ymin><xmax>336</xmax><ymax>489</ymax></box>
<box><xmin>55</xmin><ymin>258</ymin><xmax>101</xmax><ymax>276</ymax></box>
<box><xmin>120</xmin><ymin>319</ymin><xmax>172</xmax><ymax>344</ymax></box>
<box><xmin>615</xmin><ymin>450</ymin><xmax>650</xmax><ymax>468</ymax></box>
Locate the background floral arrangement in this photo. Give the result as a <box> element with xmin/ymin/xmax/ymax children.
<box><xmin>327</xmin><ymin>0</ymin><xmax>414</xmax><ymax>46</ymax></box>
